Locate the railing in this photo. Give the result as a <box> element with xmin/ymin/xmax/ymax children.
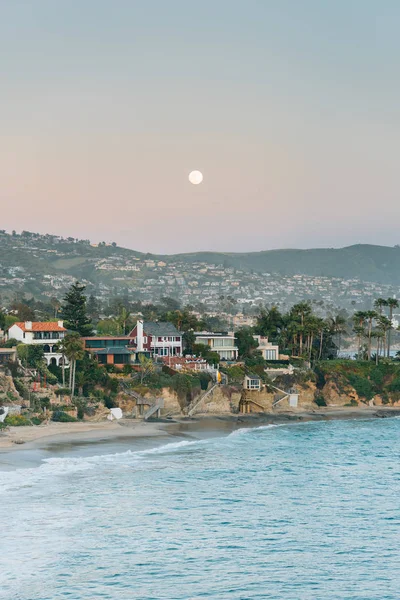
<box><xmin>187</xmin><ymin>383</ymin><xmax>219</xmax><ymax>417</ymax></box>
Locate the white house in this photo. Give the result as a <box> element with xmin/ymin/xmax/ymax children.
<box><xmin>253</xmin><ymin>335</ymin><xmax>279</xmax><ymax>361</ymax></box>
<box><xmin>194</xmin><ymin>331</ymin><xmax>238</xmax><ymax>360</ymax></box>
<box><xmin>8</xmin><ymin>321</ymin><xmax>67</xmax><ymax>367</ymax></box>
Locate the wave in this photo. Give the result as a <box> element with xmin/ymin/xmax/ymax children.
<box><xmin>0</xmin><ymin>438</ymin><xmax>211</xmax><ymax>495</ymax></box>
<box><xmin>228</xmin><ymin>423</ymin><xmax>283</xmax><ymax>437</ymax></box>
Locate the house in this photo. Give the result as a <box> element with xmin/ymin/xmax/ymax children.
<box><xmin>194</xmin><ymin>331</ymin><xmax>238</xmax><ymax>360</ymax></box>
<box><xmin>129</xmin><ymin>320</ymin><xmax>183</xmax><ymax>357</ymax></box>
<box><xmin>243</xmin><ymin>374</ymin><xmax>262</xmax><ymax>391</ymax></box>
<box><xmin>8</xmin><ymin>321</ymin><xmax>67</xmax><ymax>367</ymax></box>
<box><xmin>253</xmin><ymin>335</ymin><xmax>279</xmax><ymax>361</ymax></box>
<box><xmin>0</xmin><ymin>347</ymin><xmax>17</xmax><ymax>365</ymax></box>
<box><xmin>83</xmin><ymin>336</ymin><xmax>131</xmax><ymax>351</ymax></box>
<box><xmin>94</xmin><ymin>346</ymin><xmax>135</xmax><ymax>367</ymax></box>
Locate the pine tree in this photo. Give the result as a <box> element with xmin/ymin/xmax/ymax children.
<box><xmin>61</xmin><ymin>282</ymin><xmax>93</xmax><ymax>336</ymax></box>
<box><xmin>86</xmin><ymin>294</ymin><xmax>100</xmax><ymax>323</ymax></box>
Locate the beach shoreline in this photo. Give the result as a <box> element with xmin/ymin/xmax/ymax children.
<box><xmin>1</xmin><ymin>406</ymin><xmax>400</xmax><ymax>459</ymax></box>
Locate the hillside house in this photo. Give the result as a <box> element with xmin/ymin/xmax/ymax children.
<box><xmin>129</xmin><ymin>320</ymin><xmax>183</xmax><ymax>357</ymax></box>
<box><xmin>194</xmin><ymin>331</ymin><xmax>238</xmax><ymax>360</ymax></box>
<box><xmin>253</xmin><ymin>336</ymin><xmax>279</xmax><ymax>361</ymax></box>
<box><xmin>8</xmin><ymin>321</ymin><xmax>67</xmax><ymax>367</ymax></box>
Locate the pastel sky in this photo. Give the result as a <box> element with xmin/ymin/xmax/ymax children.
<box><xmin>1</xmin><ymin>0</ymin><xmax>399</xmax><ymax>253</ymax></box>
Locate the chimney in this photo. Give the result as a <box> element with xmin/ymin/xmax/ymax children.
<box><xmin>137</xmin><ymin>320</ymin><xmax>144</xmax><ymax>352</ymax></box>
<box><xmin>58</xmin><ymin>320</ymin><xmax>64</xmax><ymax>328</ymax></box>
<box><xmin>25</xmin><ymin>321</ymin><xmax>32</xmax><ymax>330</ymax></box>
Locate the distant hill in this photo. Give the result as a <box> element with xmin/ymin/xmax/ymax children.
<box><xmin>169</xmin><ymin>245</ymin><xmax>400</xmax><ymax>283</ymax></box>
<box><xmin>0</xmin><ymin>230</ymin><xmax>399</xmax><ymax>304</ymax></box>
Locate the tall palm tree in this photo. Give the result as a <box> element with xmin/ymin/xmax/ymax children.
<box><xmin>116</xmin><ymin>307</ymin><xmax>131</xmax><ymax>335</ymax></box>
<box><xmin>374</xmin><ymin>298</ymin><xmax>388</xmax><ymax>316</ymax></box>
<box><xmin>376</xmin><ymin>315</ymin><xmax>391</xmax><ymax>360</ymax></box>
<box><xmin>386</xmin><ymin>298</ymin><xmax>399</xmax><ymax>358</ymax></box>
<box><xmin>353</xmin><ymin>311</ymin><xmax>367</xmax><ymax>359</ymax></box>
<box><xmin>364</xmin><ymin>310</ymin><xmax>377</xmax><ymax>361</ymax></box>
<box><xmin>63</xmin><ymin>333</ymin><xmax>85</xmax><ymax>399</ymax></box>
<box><xmin>330</xmin><ymin>314</ymin><xmax>347</xmax><ymax>354</ymax></box>
<box><xmin>56</xmin><ymin>339</ymin><xmax>67</xmax><ymax>387</ymax></box>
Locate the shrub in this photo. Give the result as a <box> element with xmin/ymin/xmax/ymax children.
<box><xmin>104</xmin><ymin>395</ymin><xmax>118</xmax><ymax>409</ymax></box>
<box><xmin>55</xmin><ymin>388</ymin><xmax>71</xmax><ymax>396</ymax></box>
<box><xmin>30</xmin><ymin>415</ymin><xmax>46</xmax><ymax>425</ymax></box>
<box><xmin>4</xmin><ymin>414</ymin><xmax>31</xmax><ymax>426</ymax></box>
<box><xmin>314</xmin><ymin>394</ymin><xmax>327</xmax><ymax>407</ymax></box>
<box><xmin>51</xmin><ymin>411</ymin><xmax>77</xmax><ymax>422</ymax></box>
<box><xmin>347</xmin><ymin>374</ymin><xmax>375</xmax><ymax>401</ymax></box>
<box><xmin>122</xmin><ymin>364</ymin><xmax>133</xmax><ymax>375</ymax></box>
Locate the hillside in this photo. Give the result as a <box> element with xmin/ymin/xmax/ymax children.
<box><xmin>0</xmin><ymin>230</ymin><xmax>399</xmax><ymax>308</ymax></box>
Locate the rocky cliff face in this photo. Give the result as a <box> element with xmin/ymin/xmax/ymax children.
<box><xmin>321</xmin><ymin>378</ymin><xmax>359</xmax><ymax>406</ymax></box>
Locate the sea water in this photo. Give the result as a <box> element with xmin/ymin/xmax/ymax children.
<box><xmin>1</xmin><ymin>418</ymin><xmax>400</xmax><ymax>600</ymax></box>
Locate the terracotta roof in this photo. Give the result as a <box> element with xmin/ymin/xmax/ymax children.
<box><xmin>14</xmin><ymin>322</ymin><xmax>66</xmax><ymax>332</ymax></box>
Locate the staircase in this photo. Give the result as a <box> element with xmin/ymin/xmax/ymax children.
<box><xmin>187</xmin><ymin>383</ymin><xmax>219</xmax><ymax>417</ymax></box>
<box><xmin>120</xmin><ymin>381</ymin><xmax>164</xmax><ymax>420</ymax></box>
<box><xmin>143</xmin><ymin>398</ymin><xmax>165</xmax><ymax>420</ymax></box>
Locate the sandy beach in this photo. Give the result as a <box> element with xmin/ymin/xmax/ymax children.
<box><xmin>1</xmin><ymin>406</ymin><xmax>400</xmax><ymax>458</ymax></box>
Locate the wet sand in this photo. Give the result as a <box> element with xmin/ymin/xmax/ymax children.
<box><xmin>1</xmin><ymin>407</ymin><xmax>399</xmax><ymax>469</ymax></box>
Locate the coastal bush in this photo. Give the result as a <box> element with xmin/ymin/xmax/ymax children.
<box><xmin>314</xmin><ymin>394</ymin><xmax>327</xmax><ymax>407</ymax></box>
<box><xmin>55</xmin><ymin>388</ymin><xmax>71</xmax><ymax>396</ymax></box>
<box><xmin>51</xmin><ymin>410</ymin><xmax>77</xmax><ymax>423</ymax></box>
<box><xmin>104</xmin><ymin>395</ymin><xmax>118</xmax><ymax>409</ymax></box>
<box><xmin>30</xmin><ymin>415</ymin><xmax>46</xmax><ymax>425</ymax></box>
<box><xmin>4</xmin><ymin>414</ymin><xmax>31</xmax><ymax>426</ymax></box>
<box><xmin>346</xmin><ymin>374</ymin><xmax>375</xmax><ymax>401</ymax></box>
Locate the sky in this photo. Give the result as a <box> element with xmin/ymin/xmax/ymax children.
<box><xmin>1</xmin><ymin>0</ymin><xmax>399</xmax><ymax>254</ymax></box>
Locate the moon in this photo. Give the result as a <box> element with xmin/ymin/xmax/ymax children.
<box><xmin>189</xmin><ymin>170</ymin><xmax>203</xmax><ymax>185</ymax></box>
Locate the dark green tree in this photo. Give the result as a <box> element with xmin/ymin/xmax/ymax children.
<box><xmin>61</xmin><ymin>282</ymin><xmax>93</xmax><ymax>336</ymax></box>
<box><xmin>86</xmin><ymin>294</ymin><xmax>101</xmax><ymax>323</ymax></box>
<box><xmin>235</xmin><ymin>327</ymin><xmax>258</xmax><ymax>359</ymax></box>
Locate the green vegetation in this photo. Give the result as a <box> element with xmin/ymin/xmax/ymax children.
<box><xmin>51</xmin><ymin>410</ymin><xmax>77</xmax><ymax>422</ymax></box>
<box><xmin>61</xmin><ymin>281</ymin><xmax>93</xmax><ymax>336</ymax></box>
<box><xmin>316</xmin><ymin>360</ymin><xmax>400</xmax><ymax>403</ymax></box>
<box><xmin>4</xmin><ymin>414</ymin><xmax>31</xmax><ymax>426</ymax></box>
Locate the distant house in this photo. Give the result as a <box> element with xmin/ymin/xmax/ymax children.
<box><xmin>129</xmin><ymin>320</ymin><xmax>182</xmax><ymax>357</ymax></box>
<box><xmin>194</xmin><ymin>331</ymin><xmax>238</xmax><ymax>360</ymax></box>
<box><xmin>253</xmin><ymin>336</ymin><xmax>279</xmax><ymax>361</ymax></box>
<box><xmin>8</xmin><ymin>321</ymin><xmax>67</xmax><ymax>367</ymax></box>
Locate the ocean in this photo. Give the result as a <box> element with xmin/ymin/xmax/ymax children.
<box><xmin>1</xmin><ymin>418</ymin><xmax>400</xmax><ymax>599</ymax></box>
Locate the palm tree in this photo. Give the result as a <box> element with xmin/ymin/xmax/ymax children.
<box><xmin>364</xmin><ymin>310</ymin><xmax>377</xmax><ymax>361</ymax></box>
<box><xmin>372</xmin><ymin>330</ymin><xmax>384</xmax><ymax>365</ymax></box>
<box><xmin>386</xmin><ymin>298</ymin><xmax>399</xmax><ymax>358</ymax></box>
<box><xmin>374</xmin><ymin>298</ymin><xmax>388</xmax><ymax>316</ymax></box>
<box><xmin>116</xmin><ymin>307</ymin><xmax>131</xmax><ymax>335</ymax></box>
<box><xmin>353</xmin><ymin>311</ymin><xmax>367</xmax><ymax>359</ymax></box>
<box><xmin>63</xmin><ymin>333</ymin><xmax>85</xmax><ymax>399</ymax></box>
<box><xmin>376</xmin><ymin>315</ymin><xmax>391</xmax><ymax>360</ymax></box>
<box><xmin>330</xmin><ymin>314</ymin><xmax>347</xmax><ymax>354</ymax></box>
<box><xmin>56</xmin><ymin>339</ymin><xmax>67</xmax><ymax>387</ymax></box>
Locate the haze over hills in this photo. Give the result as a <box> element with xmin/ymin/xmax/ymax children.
<box><xmin>0</xmin><ymin>230</ymin><xmax>399</xmax><ymax>310</ymax></box>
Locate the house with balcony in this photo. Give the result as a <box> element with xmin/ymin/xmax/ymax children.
<box><xmin>8</xmin><ymin>321</ymin><xmax>67</xmax><ymax>367</ymax></box>
<box><xmin>194</xmin><ymin>331</ymin><xmax>238</xmax><ymax>361</ymax></box>
<box><xmin>129</xmin><ymin>320</ymin><xmax>182</xmax><ymax>357</ymax></box>
<box><xmin>253</xmin><ymin>335</ymin><xmax>279</xmax><ymax>361</ymax></box>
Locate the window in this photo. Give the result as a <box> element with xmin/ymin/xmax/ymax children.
<box><xmin>248</xmin><ymin>378</ymin><xmax>260</xmax><ymax>389</ymax></box>
<box><xmin>264</xmin><ymin>350</ymin><xmax>277</xmax><ymax>360</ymax></box>
<box><xmin>157</xmin><ymin>347</ymin><xmax>169</xmax><ymax>356</ymax></box>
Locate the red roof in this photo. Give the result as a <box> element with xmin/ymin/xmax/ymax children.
<box><xmin>14</xmin><ymin>322</ymin><xmax>66</xmax><ymax>332</ymax></box>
